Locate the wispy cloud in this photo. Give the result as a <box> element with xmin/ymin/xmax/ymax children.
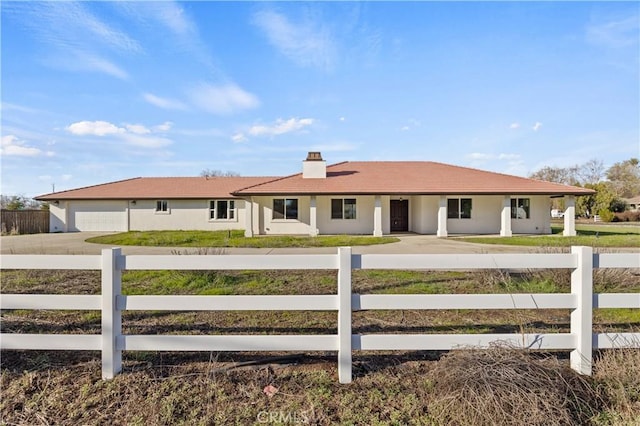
<box><xmin>4</xmin><ymin>2</ymin><xmax>140</xmax><ymax>79</ymax></box>
<box><xmin>143</xmin><ymin>93</ymin><xmax>187</xmax><ymax>110</ymax></box>
<box><xmin>587</xmin><ymin>13</ymin><xmax>639</xmax><ymax>48</ymax></box>
<box><xmin>66</xmin><ymin>120</ymin><xmax>172</xmax><ymax>148</ymax></box>
<box><xmin>533</xmin><ymin>122</ymin><xmax>543</xmax><ymax>131</ymax></box>
<box><xmin>0</xmin><ymin>102</ymin><xmax>42</xmax><ymax>114</ymax></box>
<box><xmin>233</xmin><ymin>118</ymin><xmax>314</xmax><ymax>142</ymax></box>
<box><xmin>509</xmin><ymin>122</ymin><xmax>520</xmax><ymax>129</ymax></box>
<box><xmin>154</xmin><ymin>121</ymin><xmax>174</xmax><ymax>132</ymax></box>
<box><xmin>120</xmin><ymin>133</ymin><xmax>172</xmax><ymax>148</ymax></box>
<box><xmin>252</xmin><ymin>9</ymin><xmax>336</xmax><ymax>70</ymax></box>
<box><xmin>310</xmin><ymin>142</ymin><xmax>358</xmax><ymax>152</ymax></box>
<box><xmin>1</xmin><ymin>135</ymin><xmax>54</xmax><ymax>157</ymax></box>
<box><xmin>467</xmin><ymin>152</ymin><xmax>521</xmax><ymax>161</ymax></box>
<box><xmin>188</xmin><ymin>83</ymin><xmax>260</xmax><ymax>115</ymax></box>
<box><xmin>125</xmin><ymin>124</ymin><xmax>151</xmax><ymax>135</ymax></box>
<box><xmin>400</xmin><ymin>118</ymin><xmax>421</xmax><ymax>131</ymax></box>
<box><xmin>467</xmin><ymin>152</ymin><xmax>524</xmax><ymax>174</ymax></box>
<box><xmin>71</xmin><ymin>52</ymin><xmax>129</xmax><ymax>80</ymax></box>
<box><xmin>249</xmin><ymin>118</ymin><xmax>314</xmax><ymax>137</ymax></box>
<box><xmin>142</xmin><ymin>93</ymin><xmax>187</xmax><ymax>110</ymax></box>
<box><xmin>115</xmin><ymin>1</ymin><xmax>216</xmax><ymax>71</ymax></box>
<box><xmin>231</xmin><ymin>133</ymin><xmax>248</xmax><ymax>143</ymax></box>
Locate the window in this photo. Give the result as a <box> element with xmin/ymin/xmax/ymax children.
<box><xmin>447</xmin><ymin>198</ymin><xmax>472</xmax><ymax>219</ymax></box>
<box><xmin>156</xmin><ymin>200</ymin><xmax>169</xmax><ymax>213</ymax></box>
<box><xmin>209</xmin><ymin>200</ymin><xmax>236</xmax><ymax>220</ymax></box>
<box><xmin>511</xmin><ymin>198</ymin><xmax>530</xmax><ymax>219</ymax></box>
<box><xmin>273</xmin><ymin>198</ymin><xmax>298</xmax><ymax>220</ymax></box>
<box><xmin>331</xmin><ymin>198</ymin><xmax>357</xmax><ymax>219</ymax></box>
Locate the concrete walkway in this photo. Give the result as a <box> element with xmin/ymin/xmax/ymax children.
<box><xmin>0</xmin><ymin>232</ymin><xmax>541</xmax><ymax>255</ymax></box>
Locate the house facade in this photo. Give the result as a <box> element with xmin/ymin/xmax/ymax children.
<box><xmin>37</xmin><ymin>153</ymin><xmax>594</xmax><ymax>237</ymax></box>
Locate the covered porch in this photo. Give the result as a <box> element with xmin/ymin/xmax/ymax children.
<box><xmin>242</xmin><ymin>194</ymin><xmax>578</xmax><ymax>238</ymax></box>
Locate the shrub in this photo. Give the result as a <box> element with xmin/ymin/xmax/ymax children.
<box><xmin>426</xmin><ymin>346</ymin><xmax>604</xmax><ymax>426</ymax></box>
<box><xmin>598</xmin><ymin>209</ymin><xmax>615</xmax><ymax>223</ymax></box>
<box><xmin>613</xmin><ymin>210</ymin><xmax>640</xmax><ymax>222</ymax></box>
<box><xmin>609</xmin><ymin>199</ymin><xmax>628</xmax><ymax>213</ymax></box>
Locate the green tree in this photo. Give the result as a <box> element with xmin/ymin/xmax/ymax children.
<box><xmin>576</xmin><ymin>182</ymin><xmax>616</xmax><ymax>217</ymax></box>
<box><xmin>1</xmin><ymin>195</ymin><xmax>27</xmax><ymax>210</ymax></box>
<box><xmin>609</xmin><ymin>198</ymin><xmax>627</xmax><ymax>213</ymax></box>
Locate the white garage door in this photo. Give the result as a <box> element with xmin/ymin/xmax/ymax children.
<box><xmin>69</xmin><ymin>201</ymin><xmax>127</xmax><ymax>232</ymax></box>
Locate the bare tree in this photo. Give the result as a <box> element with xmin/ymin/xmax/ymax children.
<box><xmin>529</xmin><ymin>165</ymin><xmax>579</xmax><ymax>185</ymax></box>
<box><xmin>199</xmin><ymin>169</ymin><xmax>240</xmax><ymax>178</ymax></box>
<box><xmin>606</xmin><ymin>158</ymin><xmax>640</xmax><ymax>198</ymax></box>
<box><xmin>578</xmin><ymin>159</ymin><xmax>605</xmax><ymax>185</ymax></box>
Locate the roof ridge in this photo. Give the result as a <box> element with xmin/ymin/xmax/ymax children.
<box><xmin>232</xmin><ymin>161</ymin><xmax>349</xmax><ymax>194</ymax></box>
<box><xmin>231</xmin><ymin>175</ymin><xmax>297</xmax><ymax>194</ymax></box>
<box><xmin>35</xmin><ymin>177</ymin><xmax>142</xmax><ymax>199</ymax></box>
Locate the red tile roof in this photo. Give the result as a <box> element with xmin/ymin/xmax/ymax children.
<box><xmin>234</xmin><ymin>162</ymin><xmax>595</xmax><ymax>196</ymax></box>
<box><xmin>35</xmin><ymin>161</ymin><xmax>595</xmax><ymax>200</ymax></box>
<box><xmin>36</xmin><ymin>177</ymin><xmax>277</xmax><ymax>200</ymax></box>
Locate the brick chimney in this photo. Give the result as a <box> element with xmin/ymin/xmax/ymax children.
<box><xmin>302</xmin><ymin>152</ymin><xmax>326</xmax><ymax>178</ymax></box>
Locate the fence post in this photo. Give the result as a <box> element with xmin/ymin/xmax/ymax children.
<box><xmin>337</xmin><ymin>247</ymin><xmax>352</xmax><ymax>384</ymax></box>
<box><xmin>570</xmin><ymin>246</ymin><xmax>593</xmax><ymax>375</ymax></box>
<box><xmin>102</xmin><ymin>248</ymin><xmax>122</xmax><ymax>379</ymax></box>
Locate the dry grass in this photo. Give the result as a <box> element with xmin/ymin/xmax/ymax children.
<box><xmin>427</xmin><ymin>346</ymin><xmax>605</xmax><ymax>426</ymax></box>
<box><xmin>594</xmin><ymin>345</ymin><xmax>640</xmax><ymax>425</ymax></box>
<box><xmin>1</xmin><ymin>257</ymin><xmax>638</xmax><ymax>424</ymax></box>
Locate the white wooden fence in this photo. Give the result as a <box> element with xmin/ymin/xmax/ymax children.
<box><xmin>1</xmin><ymin>247</ymin><xmax>639</xmax><ymax>384</ymax></box>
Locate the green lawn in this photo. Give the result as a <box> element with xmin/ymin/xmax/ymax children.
<box><xmin>86</xmin><ymin>230</ymin><xmax>399</xmax><ymax>248</ymax></box>
<box><xmin>457</xmin><ymin>223</ymin><xmax>640</xmax><ymax>248</ymax></box>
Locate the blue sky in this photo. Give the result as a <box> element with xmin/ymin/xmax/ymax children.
<box><xmin>1</xmin><ymin>1</ymin><xmax>638</xmax><ymax>198</ymax></box>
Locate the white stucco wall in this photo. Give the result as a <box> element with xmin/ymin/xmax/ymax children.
<box><xmin>49</xmin><ymin>194</ymin><xmax>553</xmax><ymax>235</ymax></box>
<box><xmin>446</xmin><ymin>196</ymin><xmax>502</xmax><ymax>234</ymax></box>
<box><xmin>444</xmin><ymin>195</ymin><xmax>551</xmax><ymax>235</ymax></box>
<box><xmin>409</xmin><ymin>196</ymin><xmax>439</xmax><ymax>234</ymax></box>
<box><xmin>316</xmin><ymin>195</ymin><xmax>376</xmax><ymax>234</ymax></box>
<box><xmin>510</xmin><ymin>195</ymin><xmax>552</xmax><ymax>234</ymax></box>
<box><xmin>49</xmin><ymin>199</ymin><xmax>247</xmax><ymax>232</ymax></box>
<box><xmin>254</xmin><ymin>196</ymin><xmax>312</xmax><ymax>235</ymax></box>
<box><xmin>49</xmin><ymin>203</ymin><xmax>67</xmax><ymax>232</ymax></box>
<box><xmin>129</xmin><ymin>199</ymin><xmax>247</xmax><ymax>231</ymax></box>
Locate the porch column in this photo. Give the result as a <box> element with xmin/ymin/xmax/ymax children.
<box><xmin>244</xmin><ymin>197</ymin><xmax>253</xmax><ymax>237</ymax></box>
<box><xmin>437</xmin><ymin>195</ymin><xmax>448</xmax><ymax>237</ymax></box>
<box><xmin>373</xmin><ymin>196</ymin><xmax>382</xmax><ymax>236</ymax></box>
<box><xmin>500</xmin><ymin>196</ymin><xmax>512</xmax><ymax>237</ymax></box>
<box><xmin>563</xmin><ymin>195</ymin><xmax>576</xmax><ymax>236</ymax></box>
<box><xmin>309</xmin><ymin>195</ymin><xmax>318</xmax><ymax>236</ymax></box>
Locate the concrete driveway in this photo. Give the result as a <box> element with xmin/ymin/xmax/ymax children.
<box><xmin>0</xmin><ymin>232</ymin><xmax>540</xmax><ymax>255</ymax></box>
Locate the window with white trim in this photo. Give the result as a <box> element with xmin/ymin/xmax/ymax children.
<box><xmin>447</xmin><ymin>198</ymin><xmax>472</xmax><ymax>219</ymax></box>
<box><xmin>209</xmin><ymin>200</ymin><xmax>236</xmax><ymax>220</ymax></box>
<box><xmin>511</xmin><ymin>198</ymin><xmax>530</xmax><ymax>219</ymax></box>
<box><xmin>273</xmin><ymin>198</ymin><xmax>298</xmax><ymax>220</ymax></box>
<box><xmin>155</xmin><ymin>200</ymin><xmax>169</xmax><ymax>213</ymax></box>
<box><xmin>331</xmin><ymin>198</ymin><xmax>357</xmax><ymax>219</ymax></box>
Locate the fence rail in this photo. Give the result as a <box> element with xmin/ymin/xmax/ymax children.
<box><xmin>0</xmin><ymin>209</ymin><xmax>49</xmax><ymax>235</ymax></box>
<box><xmin>1</xmin><ymin>247</ymin><xmax>639</xmax><ymax>384</ymax></box>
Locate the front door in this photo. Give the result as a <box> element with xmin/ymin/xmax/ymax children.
<box><xmin>390</xmin><ymin>199</ymin><xmax>409</xmax><ymax>232</ymax></box>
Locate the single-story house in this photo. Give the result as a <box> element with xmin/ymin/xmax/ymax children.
<box><xmin>36</xmin><ymin>152</ymin><xmax>594</xmax><ymax>237</ymax></box>
<box><xmin>624</xmin><ymin>195</ymin><xmax>640</xmax><ymax>212</ymax></box>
